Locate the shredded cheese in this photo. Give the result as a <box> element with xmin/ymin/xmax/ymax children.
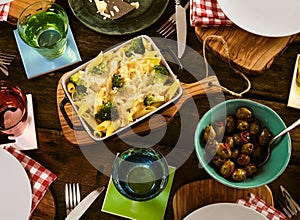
<box><xmin>94</xmin><ymin>0</ymin><xmax>107</xmax><ymax>14</ymax></box>
<box><xmin>130</xmin><ymin>2</ymin><xmax>140</xmax><ymax>9</ymax></box>
<box><xmin>94</xmin><ymin>0</ymin><xmax>139</xmax><ymax>19</ymax></box>
<box><xmin>113</xmin><ymin>5</ymin><xmax>120</xmax><ymax>12</ymax></box>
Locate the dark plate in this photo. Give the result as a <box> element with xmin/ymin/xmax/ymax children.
<box><xmin>68</xmin><ymin>0</ymin><xmax>169</xmax><ymax>35</ymax></box>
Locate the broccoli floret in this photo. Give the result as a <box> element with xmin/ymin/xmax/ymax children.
<box><xmin>70</xmin><ymin>72</ymin><xmax>81</xmax><ymax>85</ymax></box>
<box><xmin>76</xmin><ymin>85</ymin><xmax>87</xmax><ymax>94</ymax></box>
<box><xmin>111</xmin><ymin>74</ymin><xmax>124</xmax><ymax>90</ymax></box>
<box><xmin>70</xmin><ymin>73</ymin><xmax>87</xmax><ymax>98</ymax></box>
<box><xmin>72</xmin><ymin>85</ymin><xmax>87</xmax><ymax>99</ymax></box>
<box><xmin>144</xmin><ymin>94</ymin><xmax>165</xmax><ymax>106</ymax></box>
<box><xmin>91</xmin><ymin>60</ymin><xmax>107</xmax><ymax>75</ymax></box>
<box><xmin>153</xmin><ymin>65</ymin><xmax>169</xmax><ymax>83</ymax></box>
<box><xmin>144</xmin><ymin>95</ymin><xmax>154</xmax><ymax>106</ymax></box>
<box><xmin>95</xmin><ymin>102</ymin><xmax>119</xmax><ymax>123</ymax></box>
<box><xmin>125</xmin><ymin>37</ymin><xmax>145</xmax><ymax>57</ymax></box>
<box><xmin>153</xmin><ymin>65</ymin><xmax>169</xmax><ymax>76</ymax></box>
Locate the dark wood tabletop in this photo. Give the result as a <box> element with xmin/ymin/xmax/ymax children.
<box><xmin>1</xmin><ymin>0</ymin><xmax>300</xmax><ymax>219</ymax></box>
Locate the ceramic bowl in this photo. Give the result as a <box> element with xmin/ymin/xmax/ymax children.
<box><xmin>194</xmin><ymin>99</ymin><xmax>291</xmax><ymax>188</ymax></box>
<box><xmin>112</xmin><ymin>147</ymin><xmax>169</xmax><ymax>201</ymax></box>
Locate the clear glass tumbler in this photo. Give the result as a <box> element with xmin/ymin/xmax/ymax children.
<box><xmin>17</xmin><ymin>1</ymin><xmax>69</xmax><ymax>60</ymax></box>
<box><xmin>0</xmin><ymin>81</ymin><xmax>28</xmax><ymax>137</ymax></box>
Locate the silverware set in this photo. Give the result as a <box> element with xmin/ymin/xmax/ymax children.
<box><xmin>65</xmin><ymin>183</ymin><xmax>105</xmax><ymax>219</ymax></box>
<box><xmin>275</xmin><ymin>185</ymin><xmax>300</xmax><ymax>219</ymax></box>
<box><xmin>157</xmin><ymin>1</ymin><xmax>189</xmax><ymax>38</ymax></box>
<box><xmin>65</xmin><ymin>183</ymin><xmax>81</xmax><ymax>215</ymax></box>
<box><xmin>0</xmin><ymin>52</ymin><xmax>15</xmax><ymax>76</ymax></box>
<box><xmin>65</xmin><ymin>186</ymin><xmax>105</xmax><ymax>220</ymax></box>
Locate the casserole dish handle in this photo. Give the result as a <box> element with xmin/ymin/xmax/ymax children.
<box><xmin>60</xmin><ymin>96</ymin><xmax>84</xmax><ymax>131</ymax></box>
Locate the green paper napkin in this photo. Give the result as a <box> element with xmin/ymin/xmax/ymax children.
<box><xmin>101</xmin><ymin>166</ymin><xmax>175</xmax><ymax>220</ymax></box>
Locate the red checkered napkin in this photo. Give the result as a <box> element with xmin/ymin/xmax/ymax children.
<box><xmin>4</xmin><ymin>146</ymin><xmax>57</xmax><ymax>216</ymax></box>
<box><xmin>0</xmin><ymin>2</ymin><xmax>10</xmax><ymax>21</ymax></box>
<box><xmin>237</xmin><ymin>193</ymin><xmax>290</xmax><ymax>220</ymax></box>
<box><xmin>190</xmin><ymin>0</ymin><xmax>233</xmax><ymax>27</ymax></box>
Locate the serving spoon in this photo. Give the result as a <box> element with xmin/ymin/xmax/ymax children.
<box><xmin>258</xmin><ymin>118</ymin><xmax>300</xmax><ymax>167</ymax></box>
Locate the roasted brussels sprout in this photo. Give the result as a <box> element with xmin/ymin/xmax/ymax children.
<box><xmin>233</xmin><ymin>131</ymin><xmax>250</xmax><ymax>146</ymax></box>
<box><xmin>252</xmin><ymin>144</ymin><xmax>262</xmax><ymax>159</ymax></box>
<box><xmin>237</xmin><ymin>154</ymin><xmax>251</xmax><ymax>166</ymax></box>
<box><xmin>213</xmin><ymin>120</ymin><xmax>226</xmax><ymax>137</ymax></box>
<box><xmin>212</xmin><ymin>155</ymin><xmax>226</xmax><ymax>167</ymax></box>
<box><xmin>232</xmin><ymin>169</ymin><xmax>247</xmax><ymax>181</ymax></box>
<box><xmin>216</xmin><ymin>143</ymin><xmax>232</xmax><ymax>159</ymax></box>
<box><xmin>224</xmin><ymin>136</ymin><xmax>235</xmax><ymax>148</ymax></box>
<box><xmin>206</xmin><ymin>140</ymin><xmax>219</xmax><ymax>156</ymax></box>
<box><xmin>241</xmin><ymin>143</ymin><xmax>254</xmax><ymax>155</ymax></box>
<box><xmin>237</xmin><ymin>120</ymin><xmax>249</xmax><ymax>131</ymax></box>
<box><xmin>225</xmin><ymin>115</ymin><xmax>235</xmax><ymax>134</ymax></box>
<box><xmin>230</xmin><ymin>148</ymin><xmax>239</xmax><ymax>160</ymax></box>
<box><xmin>245</xmin><ymin>164</ymin><xmax>257</xmax><ymax>177</ymax></box>
<box><xmin>236</xmin><ymin>107</ymin><xmax>252</xmax><ymax>121</ymax></box>
<box><xmin>220</xmin><ymin>160</ymin><xmax>235</xmax><ymax>178</ymax></box>
<box><xmin>202</xmin><ymin>125</ymin><xmax>216</xmax><ymax>144</ymax></box>
<box><xmin>249</xmin><ymin>118</ymin><xmax>261</xmax><ymax>136</ymax></box>
<box><xmin>259</xmin><ymin>128</ymin><xmax>272</xmax><ymax>146</ymax></box>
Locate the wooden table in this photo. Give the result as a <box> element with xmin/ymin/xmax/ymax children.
<box><xmin>1</xmin><ymin>0</ymin><xmax>300</xmax><ymax>219</ymax></box>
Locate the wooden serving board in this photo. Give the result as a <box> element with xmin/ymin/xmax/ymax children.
<box><xmin>195</xmin><ymin>26</ymin><xmax>295</xmax><ymax>74</ymax></box>
<box><xmin>172</xmin><ymin>179</ymin><xmax>274</xmax><ymax>220</ymax></box>
<box><xmin>57</xmin><ymin>74</ymin><xmax>222</xmax><ymax>145</ymax></box>
<box><xmin>7</xmin><ymin>0</ymin><xmax>55</xmax><ymax>24</ymax></box>
<box><xmin>31</xmin><ymin>190</ymin><xmax>56</xmax><ymax>220</ymax></box>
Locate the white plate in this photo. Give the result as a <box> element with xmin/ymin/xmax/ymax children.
<box><xmin>184</xmin><ymin>203</ymin><xmax>267</xmax><ymax>220</ymax></box>
<box><xmin>217</xmin><ymin>0</ymin><xmax>300</xmax><ymax>37</ymax></box>
<box><xmin>0</xmin><ymin>148</ymin><xmax>32</xmax><ymax>219</ymax></box>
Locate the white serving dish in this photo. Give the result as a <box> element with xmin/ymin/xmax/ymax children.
<box><xmin>61</xmin><ymin>35</ymin><xmax>182</xmax><ymax>141</ymax></box>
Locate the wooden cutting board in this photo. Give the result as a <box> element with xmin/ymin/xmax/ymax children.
<box><xmin>7</xmin><ymin>0</ymin><xmax>55</xmax><ymax>24</ymax></box>
<box><xmin>172</xmin><ymin>179</ymin><xmax>274</xmax><ymax>220</ymax></box>
<box><xmin>195</xmin><ymin>26</ymin><xmax>295</xmax><ymax>74</ymax></box>
<box><xmin>57</xmin><ymin>73</ymin><xmax>222</xmax><ymax>145</ymax></box>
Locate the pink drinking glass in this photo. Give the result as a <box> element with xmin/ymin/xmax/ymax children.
<box><xmin>0</xmin><ymin>81</ymin><xmax>28</xmax><ymax>137</ymax></box>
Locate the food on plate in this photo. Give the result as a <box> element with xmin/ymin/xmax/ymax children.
<box><xmin>67</xmin><ymin>36</ymin><xmax>180</xmax><ymax>139</ymax></box>
<box><xmin>93</xmin><ymin>0</ymin><xmax>139</xmax><ymax>20</ymax></box>
<box><xmin>201</xmin><ymin>106</ymin><xmax>273</xmax><ymax>182</ymax></box>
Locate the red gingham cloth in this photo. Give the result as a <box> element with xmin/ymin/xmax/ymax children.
<box><xmin>237</xmin><ymin>193</ymin><xmax>290</xmax><ymax>220</ymax></box>
<box><xmin>0</xmin><ymin>2</ymin><xmax>10</xmax><ymax>21</ymax></box>
<box><xmin>4</xmin><ymin>146</ymin><xmax>57</xmax><ymax>217</ymax></box>
<box><xmin>190</xmin><ymin>0</ymin><xmax>233</xmax><ymax>27</ymax></box>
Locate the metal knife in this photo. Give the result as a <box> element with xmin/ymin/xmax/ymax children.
<box><xmin>65</xmin><ymin>186</ymin><xmax>105</xmax><ymax>220</ymax></box>
<box><xmin>175</xmin><ymin>0</ymin><xmax>187</xmax><ymax>59</ymax></box>
<box><xmin>280</xmin><ymin>185</ymin><xmax>300</xmax><ymax>216</ymax></box>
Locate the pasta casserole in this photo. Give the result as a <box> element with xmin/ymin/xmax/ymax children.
<box><xmin>65</xmin><ymin>36</ymin><xmax>180</xmax><ymax>140</ymax></box>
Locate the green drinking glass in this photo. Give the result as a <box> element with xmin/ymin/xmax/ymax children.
<box><xmin>17</xmin><ymin>1</ymin><xmax>69</xmax><ymax>60</ymax></box>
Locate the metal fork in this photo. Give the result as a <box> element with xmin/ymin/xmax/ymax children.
<box><xmin>275</xmin><ymin>185</ymin><xmax>300</xmax><ymax>219</ymax></box>
<box><xmin>156</xmin><ymin>1</ymin><xmax>189</xmax><ymax>38</ymax></box>
<box><xmin>275</xmin><ymin>195</ymin><xmax>293</xmax><ymax>218</ymax></box>
<box><xmin>0</xmin><ymin>52</ymin><xmax>15</xmax><ymax>76</ymax></box>
<box><xmin>65</xmin><ymin>183</ymin><xmax>81</xmax><ymax>215</ymax></box>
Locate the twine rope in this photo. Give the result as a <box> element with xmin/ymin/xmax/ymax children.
<box><xmin>203</xmin><ymin>35</ymin><xmax>251</xmax><ymax>97</ymax></box>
